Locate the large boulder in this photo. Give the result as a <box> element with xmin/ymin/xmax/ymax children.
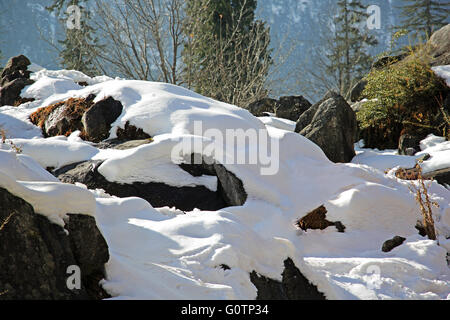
<box><xmin>0</xmin><ymin>55</ymin><xmax>32</xmax><ymax>85</ymax></box>
<box><xmin>82</xmin><ymin>96</ymin><xmax>123</xmax><ymax>142</ymax></box>
<box><xmin>250</xmin><ymin>258</ymin><xmax>326</xmax><ymax>300</ymax></box>
<box><xmin>179</xmin><ymin>154</ymin><xmax>247</xmax><ymax>207</ymax></box>
<box><xmin>30</xmin><ymin>95</ymin><xmax>124</xmax><ymax>143</ymax></box>
<box><xmin>248</xmin><ymin>96</ymin><xmax>312</xmax><ymax>121</ymax></box>
<box><xmin>247</xmin><ymin>98</ymin><xmax>277</xmax><ymax>117</ymax></box>
<box><xmin>0</xmin><ymin>55</ymin><xmax>34</xmax><ymax>107</ymax></box>
<box><xmin>275</xmin><ymin>96</ymin><xmax>312</xmax><ymax>121</ymax></box>
<box><xmin>0</xmin><ymin>187</ymin><xmax>109</xmax><ymax>300</ymax></box>
<box><xmin>53</xmin><ymin>156</ymin><xmax>247</xmax><ymax>211</ymax></box>
<box><xmin>427</xmin><ymin>24</ymin><xmax>450</xmax><ymax>67</ymax></box>
<box><xmin>295</xmin><ymin>91</ymin><xmax>357</xmax><ymax>163</ymax></box>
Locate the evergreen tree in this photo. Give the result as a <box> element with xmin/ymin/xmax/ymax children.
<box><xmin>47</xmin><ymin>0</ymin><xmax>101</xmax><ymax>76</ymax></box>
<box><xmin>397</xmin><ymin>0</ymin><xmax>450</xmax><ymax>38</ymax></box>
<box><xmin>326</xmin><ymin>0</ymin><xmax>378</xmax><ymax>99</ymax></box>
<box><xmin>183</xmin><ymin>0</ymin><xmax>272</xmax><ymax>107</ymax></box>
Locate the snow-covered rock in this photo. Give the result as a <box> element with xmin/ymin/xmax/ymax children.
<box><xmin>1</xmin><ymin>67</ymin><xmax>449</xmax><ymax>300</ymax></box>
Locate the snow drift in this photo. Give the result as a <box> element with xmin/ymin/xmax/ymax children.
<box><xmin>0</xmin><ymin>67</ymin><xmax>449</xmax><ymax>300</ymax></box>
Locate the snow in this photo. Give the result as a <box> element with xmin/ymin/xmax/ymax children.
<box><xmin>432</xmin><ymin>65</ymin><xmax>450</xmax><ymax>87</ymax></box>
<box><xmin>0</xmin><ymin>67</ymin><xmax>449</xmax><ymax>300</ymax></box>
<box><xmin>9</xmin><ymin>136</ymin><xmax>99</xmax><ymax>169</ymax></box>
<box><xmin>353</xmin><ymin>135</ymin><xmax>450</xmax><ymax>175</ymax></box>
<box><xmin>0</xmin><ymin>150</ymin><xmax>96</xmax><ymax>226</ymax></box>
<box><xmin>96</xmin><ymin>135</ymin><xmax>218</xmax><ymax>191</ymax></box>
<box><xmin>258</xmin><ymin>116</ymin><xmax>297</xmax><ymax>131</ymax></box>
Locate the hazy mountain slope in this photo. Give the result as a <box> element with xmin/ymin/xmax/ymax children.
<box><xmin>0</xmin><ymin>0</ymin><xmax>61</xmax><ymax>68</ymax></box>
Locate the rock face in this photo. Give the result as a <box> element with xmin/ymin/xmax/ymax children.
<box><xmin>428</xmin><ymin>24</ymin><xmax>450</xmax><ymax>67</ymax></box>
<box><xmin>0</xmin><ymin>187</ymin><xmax>109</xmax><ymax>300</ymax></box>
<box><xmin>82</xmin><ymin>97</ymin><xmax>123</xmax><ymax>142</ymax></box>
<box><xmin>250</xmin><ymin>258</ymin><xmax>326</xmax><ymax>300</ymax></box>
<box><xmin>382</xmin><ymin>236</ymin><xmax>406</xmax><ymax>253</ymax></box>
<box><xmin>54</xmin><ymin>156</ymin><xmax>247</xmax><ymax>211</ymax></box>
<box><xmin>30</xmin><ymin>95</ymin><xmax>124</xmax><ymax>143</ymax></box>
<box><xmin>398</xmin><ymin>134</ymin><xmax>422</xmax><ymax>156</ymax></box>
<box><xmin>180</xmin><ymin>154</ymin><xmax>248</xmax><ymax>207</ymax></box>
<box><xmin>0</xmin><ymin>55</ymin><xmax>34</xmax><ymax>107</ymax></box>
<box><xmin>295</xmin><ymin>91</ymin><xmax>357</xmax><ymax>163</ymax></box>
<box><xmin>248</xmin><ymin>96</ymin><xmax>312</xmax><ymax>121</ymax></box>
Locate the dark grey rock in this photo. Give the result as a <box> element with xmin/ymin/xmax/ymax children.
<box><xmin>247</xmin><ymin>98</ymin><xmax>277</xmax><ymax>117</ymax></box>
<box><xmin>275</xmin><ymin>96</ymin><xmax>312</xmax><ymax>121</ymax></box>
<box><xmin>398</xmin><ymin>134</ymin><xmax>422</xmax><ymax>156</ymax></box>
<box><xmin>0</xmin><ymin>187</ymin><xmax>109</xmax><ymax>300</ymax></box>
<box><xmin>296</xmin><ymin>91</ymin><xmax>357</xmax><ymax>163</ymax></box>
<box><xmin>0</xmin><ymin>55</ymin><xmax>34</xmax><ymax>107</ymax></box>
<box><xmin>350</xmin><ymin>79</ymin><xmax>368</xmax><ymax>102</ymax></box>
<box><xmin>54</xmin><ymin>154</ymin><xmax>248</xmax><ymax>211</ymax></box>
<box><xmin>0</xmin><ymin>77</ymin><xmax>34</xmax><ymax>106</ymax></box>
<box><xmin>382</xmin><ymin>236</ymin><xmax>406</xmax><ymax>253</ymax></box>
<box><xmin>0</xmin><ymin>55</ymin><xmax>31</xmax><ymax>79</ymax></box>
<box><xmin>250</xmin><ymin>258</ymin><xmax>326</xmax><ymax>300</ymax></box>
<box><xmin>82</xmin><ymin>97</ymin><xmax>123</xmax><ymax>142</ymax></box>
<box><xmin>179</xmin><ymin>154</ymin><xmax>247</xmax><ymax>207</ymax></box>
<box><xmin>371</xmin><ymin>53</ymin><xmax>408</xmax><ymax>70</ymax></box>
<box><xmin>214</xmin><ymin>163</ymin><xmax>247</xmax><ymax>206</ymax></box>
<box><xmin>295</xmin><ymin>91</ymin><xmax>339</xmax><ymax>133</ymax></box>
<box><xmin>248</xmin><ymin>96</ymin><xmax>311</xmax><ymax>121</ymax></box>
<box><xmin>428</xmin><ymin>24</ymin><xmax>450</xmax><ymax>67</ymax></box>
<box><xmin>54</xmin><ymin>160</ymin><xmax>230</xmax><ymax>211</ymax></box>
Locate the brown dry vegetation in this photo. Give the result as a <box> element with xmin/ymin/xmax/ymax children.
<box><xmin>296</xmin><ymin>205</ymin><xmax>345</xmax><ymax>232</ymax></box>
<box><xmin>408</xmin><ymin>165</ymin><xmax>438</xmax><ymax>240</ymax></box>
<box><xmin>13</xmin><ymin>97</ymin><xmax>35</xmax><ymax>107</ymax></box>
<box><xmin>29</xmin><ymin>96</ymin><xmax>95</xmax><ymax>137</ymax></box>
<box><xmin>116</xmin><ymin>121</ymin><xmax>151</xmax><ymax>141</ymax></box>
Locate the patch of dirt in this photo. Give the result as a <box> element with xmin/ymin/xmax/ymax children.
<box><xmin>296</xmin><ymin>205</ymin><xmax>345</xmax><ymax>232</ymax></box>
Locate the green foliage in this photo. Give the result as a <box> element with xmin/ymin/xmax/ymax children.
<box><xmin>326</xmin><ymin>0</ymin><xmax>378</xmax><ymax>99</ymax></box>
<box><xmin>183</xmin><ymin>0</ymin><xmax>272</xmax><ymax>106</ymax></box>
<box><xmin>396</xmin><ymin>0</ymin><xmax>450</xmax><ymax>39</ymax></box>
<box><xmin>47</xmin><ymin>0</ymin><xmax>101</xmax><ymax>76</ymax></box>
<box><xmin>357</xmin><ymin>53</ymin><xmax>449</xmax><ymax>141</ymax></box>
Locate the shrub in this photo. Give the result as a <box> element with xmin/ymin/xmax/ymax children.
<box><xmin>357</xmin><ymin>53</ymin><xmax>449</xmax><ymax>149</ymax></box>
<box><xmin>408</xmin><ymin>165</ymin><xmax>438</xmax><ymax>241</ymax></box>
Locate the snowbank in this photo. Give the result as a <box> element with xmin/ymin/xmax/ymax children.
<box><xmin>258</xmin><ymin>116</ymin><xmax>296</xmax><ymax>132</ymax></box>
<box><xmin>1</xmin><ymin>67</ymin><xmax>449</xmax><ymax>300</ymax></box>
<box><xmin>432</xmin><ymin>65</ymin><xmax>450</xmax><ymax>87</ymax></box>
<box><xmin>0</xmin><ymin>150</ymin><xmax>96</xmax><ymax>226</ymax></box>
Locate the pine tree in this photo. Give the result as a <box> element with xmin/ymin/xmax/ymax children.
<box><xmin>47</xmin><ymin>0</ymin><xmax>101</xmax><ymax>76</ymax></box>
<box><xmin>326</xmin><ymin>0</ymin><xmax>378</xmax><ymax>99</ymax></box>
<box><xmin>183</xmin><ymin>0</ymin><xmax>272</xmax><ymax>107</ymax></box>
<box><xmin>397</xmin><ymin>0</ymin><xmax>450</xmax><ymax>38</ymax></box>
